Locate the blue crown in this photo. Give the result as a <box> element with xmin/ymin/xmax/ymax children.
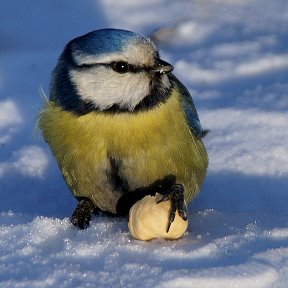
<box><xmin>71</xmin><ymin>28</ymin><xmax>148</xmax><ymax>56</ymax></box>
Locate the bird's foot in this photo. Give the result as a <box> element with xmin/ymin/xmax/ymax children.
<box><xmin>71</xmin><ymin>198</ymin><xmax>95</xmax><ymax>229</ymax></box>
<box><xmin>157</xmin><ymin>183</ymin><xmax>188</xmax><ymax>233</ymax></box>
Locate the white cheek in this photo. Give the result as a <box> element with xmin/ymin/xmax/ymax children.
<box><xmin>70</xmin><ymin>68</ymin><xmax>150</xmax><ymax>110</ymax></box>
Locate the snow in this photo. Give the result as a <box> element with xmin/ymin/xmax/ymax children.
<box><xmin>1</xmin><ymin>0</ymin><xmax>288</xmax><ymax>287</ymax></box>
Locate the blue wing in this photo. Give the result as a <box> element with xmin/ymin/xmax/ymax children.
<box><xmin>170</xmin><ymin>75</ymin><xmax>203</xmax><ymax>138</ymax></box>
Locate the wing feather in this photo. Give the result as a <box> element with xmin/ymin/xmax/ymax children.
<box><xmin>170</xmin><ymin>75</ymin><xmax>203</xmax><ymax>138</ymax></box>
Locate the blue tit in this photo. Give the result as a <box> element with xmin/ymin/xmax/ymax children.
<box><xmin>39</xmin><ymin>28</ymin><xmax>208</xmax><ymax>231</ymax></box>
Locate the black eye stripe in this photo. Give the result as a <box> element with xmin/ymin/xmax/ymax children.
<box><xmin>109</xmin><ymin>62</ymin><xmax>149</xmax><ymax>73</ymax></box>
<box><xmin>75</xmin><ymin>61</ymin><xmax>149</xmax><ymax>73</ymax></box>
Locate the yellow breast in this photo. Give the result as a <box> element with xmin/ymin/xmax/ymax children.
<box><xmin>39</xmin><ymin>89</ymin><xmax>208</xmax><ymax>213</ymax></box>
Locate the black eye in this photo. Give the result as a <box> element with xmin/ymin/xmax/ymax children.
<box><xmin>111</xmin><ymin>61</ymin><xmax>130</xmax><ymax>73</ymax></box>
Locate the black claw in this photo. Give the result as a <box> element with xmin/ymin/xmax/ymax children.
<box><xmin>71</xmin><ymin>198</ymin><xmax>95</xmax><ymax>229</ymax></box>
<box><xmin>157</xmin><ymin>183</ymin><xmax>188</xmax><ymax>233</ymax></box>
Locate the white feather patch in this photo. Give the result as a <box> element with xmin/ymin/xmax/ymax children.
<box><xmin>70</xmin><ymin>39</ymin><xmax>169</xmax><ymax>110</ymax></box>
<box><xmin>70</xmin><ymin>66</ymin><xmax>151</xmax><ymax>110</ymax></box>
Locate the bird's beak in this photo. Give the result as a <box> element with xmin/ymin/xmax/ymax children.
<box><xmin>150</xmin><ymin>59</ymin><xmax>174</xmax><ymax>75</ymax></box>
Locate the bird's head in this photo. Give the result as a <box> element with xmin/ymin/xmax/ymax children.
<box><xmin>50</xmin><ymin>28</ymin><xmax>174</xmax><ymax>114</ymax></box>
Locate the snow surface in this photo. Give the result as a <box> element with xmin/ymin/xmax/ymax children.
<box><xmin>1</xmin><ymin>0</ymin><xmax>288</xmax><ymax>287</ymax></box>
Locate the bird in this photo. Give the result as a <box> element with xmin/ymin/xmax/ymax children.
<box><xmin>39</xmin><ymin>28</ymin><xmax>208</xmax><ymax>231</ymax></box>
